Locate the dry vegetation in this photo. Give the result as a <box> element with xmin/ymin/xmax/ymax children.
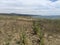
<box><xmin>0</xmin><ymin>15</ymin><xmax>60</xmax><ymax>45</ymax></box>
<box><xmin>39</xmin><ymin>19</ymin><xmax>60</xmax><ymax>45</ymax></box>
<box><xmin>0</xmin><ymin>15</ymin><xmax>43</xmax><ymax>45</ymax></box>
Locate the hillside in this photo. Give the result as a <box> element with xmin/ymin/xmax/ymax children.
<box><xmin>0</xmin><ymin>15</ymin><xmax>42</xmax><ymax>45</ymax></box>
<box><xmin>0</xmin><ymin>15</ymin><xmax>60</xmax><ymax>45</ymax></box>
<box><xmin>40</xmin><ymin>19</ymin><xmax>60</xmax><ymax>45</ymax></box>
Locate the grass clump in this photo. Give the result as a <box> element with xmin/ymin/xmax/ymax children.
<box><xmin>5</xmin><ymin>43</ymin><xmax>9</xmax><ymax>45</ymax></box>
<box><xmin>33</xmin><ymin>21</ymin><xmax>44</xmax><ymax>45</ymax></box>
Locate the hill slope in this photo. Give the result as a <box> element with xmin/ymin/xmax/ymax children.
<box><xmin>0</xmin><ymin>15</ymin><xmax>60</xmax><ymax>45</ymax></box>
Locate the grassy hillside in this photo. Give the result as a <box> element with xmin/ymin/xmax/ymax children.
<box><xmin>0</xmin><ymin>15</ymin><xmax>44</xmax><ymax>45</ymax></box>
<box><xmin>39</xmin><ymin>19</ymin><xmax>60</xmax><ymax>45</ymax></box>
<box><xmin>0</xmin><ymin>15</ymin><xmax>60</xmax><ymax>45</ymax></box>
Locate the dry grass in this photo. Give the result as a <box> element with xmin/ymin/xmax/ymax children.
<box><xmin>0</xmin><ymin>15</ymin><xmax>44</xmax><ymax>45</ymax></box>
<box><xmin>1</xmin><ymin>15</ymin><xmax>60</xmax><ymax>45</ymax></box>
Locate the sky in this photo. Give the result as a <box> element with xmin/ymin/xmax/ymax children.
<box><xmin>0</xmin><ymin>0</ymin><xmax>60</xmax><ymax>15</ymax></box>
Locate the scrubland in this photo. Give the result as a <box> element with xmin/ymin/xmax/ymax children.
<box><xmin>0</xmin><ymin>15</ymin><xmax>60</xmax><ymax>45</ymax></box>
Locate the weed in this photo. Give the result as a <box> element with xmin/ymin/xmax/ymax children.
<box><xmin>5</xmin><ymin>43</ymin><xmax>9</xmax><ymax>45</ymax></box>
<box><xmin>33</xmin><ymin>21</ymin><xmax>44</xmax><ymax>45</ymax></box>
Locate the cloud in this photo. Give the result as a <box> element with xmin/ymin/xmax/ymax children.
<box><xmin>0</xmin><ymin>0</ymin><xmax>60</xmax><ymax>15</ymax></box>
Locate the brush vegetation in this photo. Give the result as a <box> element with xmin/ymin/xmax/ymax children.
<box><xmin>0</xmin><ymin>15</ymin><xmax>60</xmax><ymax>45</ymax></box>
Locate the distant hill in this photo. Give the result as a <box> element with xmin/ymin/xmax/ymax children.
<box><xmin>0</xmin><ymin>13</ymin><xmax>60</xmax><ymax>19</ymax></box>
<box><xmin>32</xmin><ymin>15</ymin><xmax>60</xmax><ymax>19</ymax></box>
<box><xmin>0</xmin><ymin>13</ymin><xmax>35</xmax><ymax>16</ymax></box>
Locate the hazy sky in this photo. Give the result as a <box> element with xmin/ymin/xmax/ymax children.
<box><xmin>0</xmin><ymin>0</ymin><xmax>60</xmax><ymax>15</ymax></box>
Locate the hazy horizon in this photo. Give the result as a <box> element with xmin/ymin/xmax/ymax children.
<box><xmin>0</xmin><ymin>0</ymin><xmax>60</xmax><ymax>16</ymax></box>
